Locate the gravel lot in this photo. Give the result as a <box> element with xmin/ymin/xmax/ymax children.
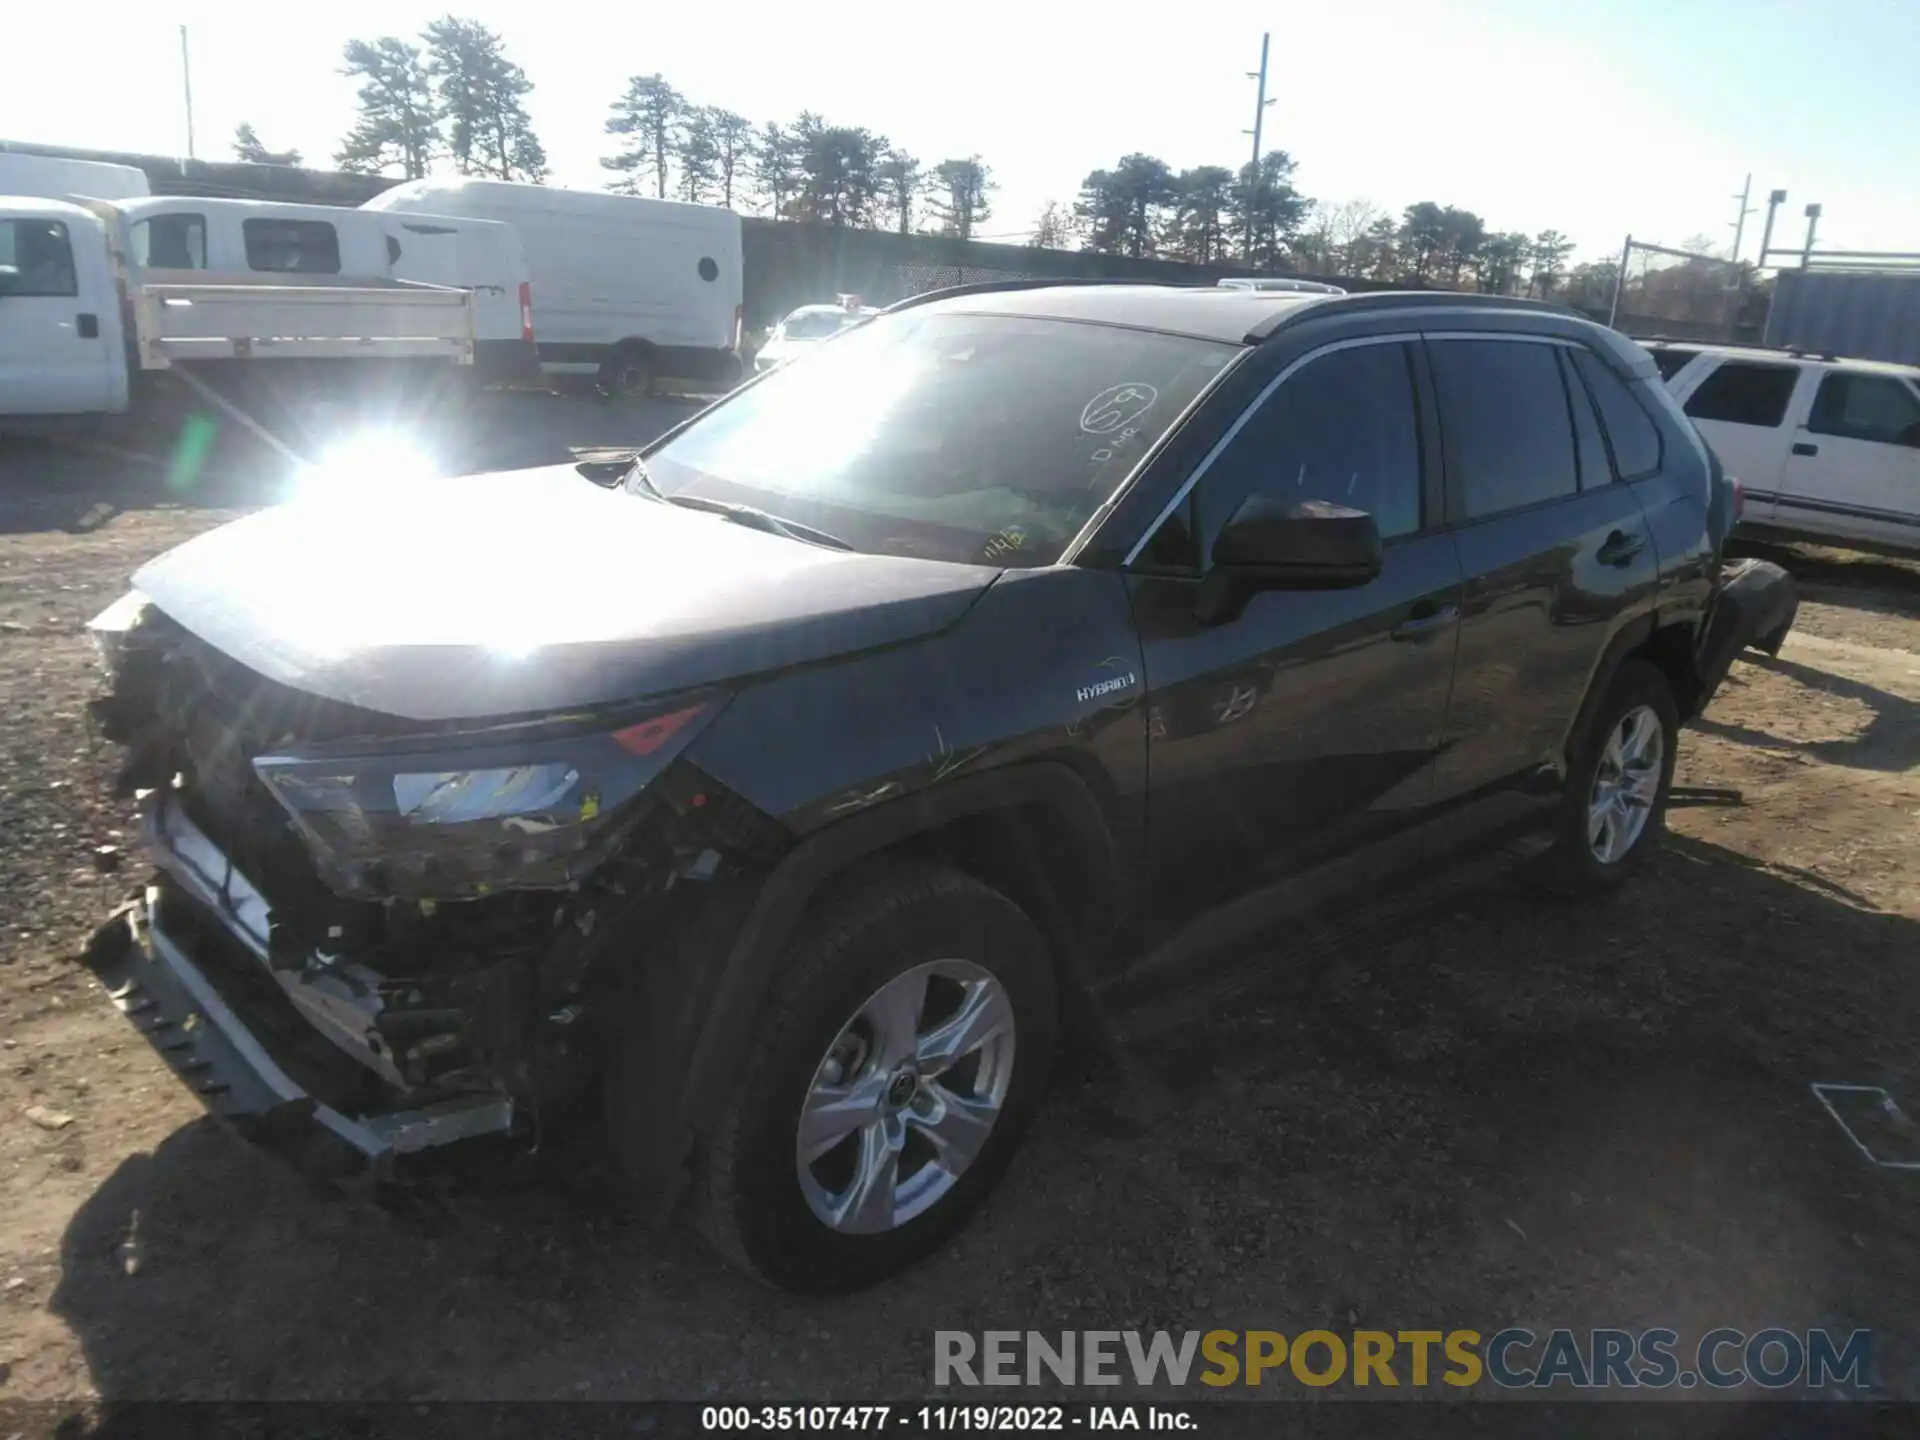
<box><xmin>3</xmin><ymin>398</ymin><xmax>1920</xmax><ymax>1404</ymax></box>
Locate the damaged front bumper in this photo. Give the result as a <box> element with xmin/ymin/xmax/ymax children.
<box><xmin>90</xmin><ymin>796</ymin><xmax>519</xmax><ymax>1184</ymax></box>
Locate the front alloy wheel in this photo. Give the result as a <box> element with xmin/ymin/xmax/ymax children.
<box><xmin>687</xmin><ymin>863</ymin><xmax>1056</xmax><ymax>1292</ymax></box>
<box><xmin>797</xmin><ymin>960</ymin><xmax>1015</xmax><ymax>1235</ymax></box>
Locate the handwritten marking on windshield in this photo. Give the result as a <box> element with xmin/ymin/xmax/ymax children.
<box><xmin>1080</xmin><ymin>383</ymin><xmax>1159</xmax><ymax>435</ymax></box>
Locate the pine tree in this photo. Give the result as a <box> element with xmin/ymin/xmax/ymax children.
<box><xmin>604</xmin><ymin>74</ymin><xmax>683</xmax><ymax>198</ymax></box>
<box><xmin>334</xmin><ymin>37</ymin><xmax>438</xmax><ymax>178</ymax></box>
<box><xmin>232</xmin><ymin>123</ymin><xmax>302</xmax><ymax>167</ymax></box>
<box><xmin>422</xmin><ymin>16</ymin><xmax>547</xmax><ymax>182</ymax></box>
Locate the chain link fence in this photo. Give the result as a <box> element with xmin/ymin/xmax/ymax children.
<box><xmin>1606</xmin><ymin>237</ymin><xmax>1760</xmax><ymax>343</ymax></box>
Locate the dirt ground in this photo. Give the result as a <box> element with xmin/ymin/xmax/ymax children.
<box><xmin>3</xmin><ymin>430</ymin><xmax>1920</xmax><ymax>1404</ymax></box>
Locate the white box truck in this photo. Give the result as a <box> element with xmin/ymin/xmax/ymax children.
<box><xmin>361</xmin><ymin>177</ymin><xmax>744</xmax><ymax>394</ymax></box>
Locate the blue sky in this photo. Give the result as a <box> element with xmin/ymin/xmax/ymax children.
<box><xmin>5</xmin><ymin>0</ymin><xmax>1914</xmax><ymax>263</ymax></box>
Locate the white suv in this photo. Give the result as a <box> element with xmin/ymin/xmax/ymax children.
<box><xmin>1646</xmin><ymin>342</ymin><xmax>1920</xmax><ymax>559</ymax></box>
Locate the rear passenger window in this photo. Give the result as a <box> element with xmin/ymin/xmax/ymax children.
<box><xmin>242</xmin><ymin>218</ymin><xmax>341</xmax><ymax>274</ymax></box>
<box><xmin>1683</xmin><ymin>361</ymin><xmax>1797</xmax><ymax>428</ymax></box>
<box><xmin>130</xmin><ymin>213</ymin><xmax>207</xmax><ymax>270</ymax></box>
<box><xmin>1195</xmin><ymin>341</ymin><xmax>1423</xmax><ymax>554</ymax></box>
<box><xmin>0</xmin><ymin>218</ymin><xmax>78</xmax><ymax>297</ymax></box>
<box><xmin>1807</xmin><ymin>373</ymin><xmax>1920</xmax><ymax>447</ymax></box>
<box><xmin>1570</xmin><ymin>348</ymin><xmax>1663</xmax><ymax>480</ymax></box>
<box><xmin>1428</xmin><ymin>339</ymin><xmax>1578</xmax><ymax>519</ymax></box>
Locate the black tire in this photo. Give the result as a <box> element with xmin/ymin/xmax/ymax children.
<box><xmin>598</xmin><ymin>345</ymin><xmax>655</xmax><ymax>400</ymax></box>
<box><xmin>690</xmin><ymin>861</ymin><xmax>1057</xmax><ymax>1293</ymax></box>
<box><xmin>1534</xmin><ymin>659</ymin><xmax>1680</xmax><ymax>897</ymax></box>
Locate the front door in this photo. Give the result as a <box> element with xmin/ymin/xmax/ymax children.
<box><xmin>0</xmin><ymin>212</ymin><xmax>115</xmax><ymax>416</ymax></box>
<box><xmin>1778</xmin><ymin>369</ymin><xmax>1920</xmax><ymax>550</ymax></box>
<box><xmin>1126</xmin><ymin>336</ymin><xmax>1464</xmax><ymax>928</ymax></box>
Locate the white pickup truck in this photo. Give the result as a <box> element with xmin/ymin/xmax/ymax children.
<box><xmin>1646</xmin><ymin>341</ymin><xmax>1920</xmax><ymax>560</ymax></box>
<box><xmin>1</xmin><ymin>196</ymin><xmax>476</xmax><ymax>422</ymax></box>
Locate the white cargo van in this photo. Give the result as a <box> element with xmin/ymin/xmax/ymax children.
<box><xmin>0</xmin><ymin>153</ymin><xmax>151</xmax><ymax>202</ymax></box>
<box><xmin>362</xmin><ymin>177</ymin><xmax>744</xmax><ymax>393</ymax></box>
<box><xmin>112</xmin><ymin>196</ymin><xmax>537</xmax><ymax>384</ymax></box>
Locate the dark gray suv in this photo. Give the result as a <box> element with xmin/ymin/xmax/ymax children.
<box><xmin>85</xmin><ymin>283</ymin><xmax>1784</xmax><ymax>1293</ymax></box>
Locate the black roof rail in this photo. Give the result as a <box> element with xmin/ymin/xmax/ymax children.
<box><xmin>880</xmin><ymin>276</ymin><xmax>1200</xmax><ymax>315</ymax></box>
<box><xmin>1246</xmin><ymin>290</ymin><xmax>1584</xmax><ymax>341</ymax></box>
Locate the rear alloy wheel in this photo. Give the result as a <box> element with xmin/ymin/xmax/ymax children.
<box><xmin>1536</xmin><ymin>659</ymin><xmax>1679</xmax><ymax>896</ymax></box>
<box><xmin>691</xmin><ymin>863</ymin><xmax>1056</xmax><ymax>1293</ymax></box>
<box><xmin>1586</xmin><ymin>704</ymin><xmax>1664</xmax><ymax>865</ymax></box>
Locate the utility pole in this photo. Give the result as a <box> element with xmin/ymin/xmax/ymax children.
<box><xmin>1242</xmin><ymin>32</ymin><xmax>1274</xmax><ymax>263</ymax></box>
<box><xmin>180</xmin><ymin>25</ymin><xmax>196</xmax><ymax>160</ymax></box>
<box><xmin>1728</xmin><ymin>173</ymin><xmax>1755</xmax><ymax>264</ymax></box>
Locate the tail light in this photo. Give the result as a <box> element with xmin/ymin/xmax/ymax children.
<box><xmin>734</xmin><ymin>303</ymin><xmax>744</xmax><ymax>350</ymax></box>
<box><xmin>518</xmin><ymin>282</ymin><xmax>535</xmax><ymax>343</ymax></box>
<box><xmin>1729</xmin><ymin>477</ymin><xmax>1745</xmax><ymax>519</ymax></box>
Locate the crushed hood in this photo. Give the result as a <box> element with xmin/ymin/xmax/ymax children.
<box><xmin>132</xmin><ymin>465</ymin><xmax>999</xmax><ymax>723</ymax></box>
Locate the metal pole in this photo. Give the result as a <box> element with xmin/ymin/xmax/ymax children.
<box><xmin>1756</xmin><ymin>189</ymin><xmax>1786</xmax><ymax>267</ymax></box>
<box><xmin>1608</xmin><ymin>234</ymin><xmax>1631</xmax><ymax>330</ymax></box>
<box><xmin>1800</xmin><ymin>204</ymin><xmax>1823</xmax><ymax>268</ymax></box>
<box><xmin>1243</xmin><ymin>32</ymin><xmax>1273</xmax><ymax>264</ymax></box>
<box><xmin>180</xmin><ymin>25</ymin><xmax>196</xmax><ymax>160</ymax></box>
<box><xmin>1729</xmin><ymin>173</ymin><xmax>1754</xmax><ymax>264</ymax></box>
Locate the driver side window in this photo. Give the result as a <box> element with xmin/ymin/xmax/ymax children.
<box><xmin>1193</xmin><ymin>341</ymin><xmax>1424</xmax><ymax>562</ymax></box>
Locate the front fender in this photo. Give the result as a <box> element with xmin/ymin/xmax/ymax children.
<box><xmin>611</xmin><ymin>758</ymin><xmax>1123</xmax><ymax>1220</ymax></box>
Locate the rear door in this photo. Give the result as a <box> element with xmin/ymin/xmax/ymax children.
<box><xmin>1672</xmin><ymin>355</ymin><xmax>1803</xmax><ymax>523</ymax></box>
<box><xmin>1423</xmin><ymin>333</ymin><xmax>1661</xmax><ymax>839</ymax></box>
<box><xmin>1127</xmin><ymin>334</ymin><xmax>1464</xmax><ymax>925</ymax></box>
<box><xmin>1777</xmin><ymin>368</ymin><xmax>1920</xmax><ymax>551</ymax></box>
<box><xmin>0</xmin><ymin>210</ymin><xmax>118</xmax><ymax>415</ymax></box>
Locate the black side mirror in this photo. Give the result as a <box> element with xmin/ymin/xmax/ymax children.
<box><xmin>1194</xmin><ymin>494</ymin><xmax>1383</xmax><ymax>626</ymax></box>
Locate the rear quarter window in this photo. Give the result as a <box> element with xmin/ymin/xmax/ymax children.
<box><xmin>1570</xmin><ymin>347</ymin><xmax>1664</xmax><ymax>480</ymax></box>
<box><xmin>242</xmin><ymin>218</ymin><xmax>342</xmax><ymax>274</ymax></box>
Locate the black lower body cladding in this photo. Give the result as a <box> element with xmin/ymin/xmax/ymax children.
<box><xmin>1694</xmin><ymin>558</ymin><xmax>1799</xmax><ymax>707</ymax></box>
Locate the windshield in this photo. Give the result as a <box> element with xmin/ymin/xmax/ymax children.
<box><xmin>781</xmin><ymin>309</ymin><xmax>857</xmax><ymax>340</ymax></box>
<box><xmin>642</xmin><ymin>311</ymin><xmax>1238</xmax><ymax>567</ymax></box>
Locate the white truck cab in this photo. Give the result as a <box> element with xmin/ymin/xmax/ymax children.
<box><xmin>0</xmin><ymin>198</ymin><xmax>129</xmax><ymax>414</ymax></box>
<box><xmin>1649</xmin><ymin>341</ymin><xmax>1920</xmax><ymax>559</ymax></box>
<box><xmin>1</xmin><ymin>195</ymin><xmax>480</xmax><ymax>423</ymax></box>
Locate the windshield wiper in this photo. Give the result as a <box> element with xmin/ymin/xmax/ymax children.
<box><xmin>624</xmin><ymin>458</ymin><xmax>852</xmax><ymax>551</ymax></box>
<box><xmin>660</xmin><ymin>492</ymin><xmax>854</xmax><ymax>551</ymax></box>
<box><xmin>624</xmin><ymin>456</ymin><xmax>664</xmax><ymax>498</ymax></box>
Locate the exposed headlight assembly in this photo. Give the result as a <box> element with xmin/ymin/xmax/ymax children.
<box><xmin>85</xmin><ymin>589</ymin><xmax>156</xmax><ymax>676</ymax></box>
<box><xmin>251</xmin><ymin>699</ymin><xmax>721</xmax><ymax>902</ymax></box>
